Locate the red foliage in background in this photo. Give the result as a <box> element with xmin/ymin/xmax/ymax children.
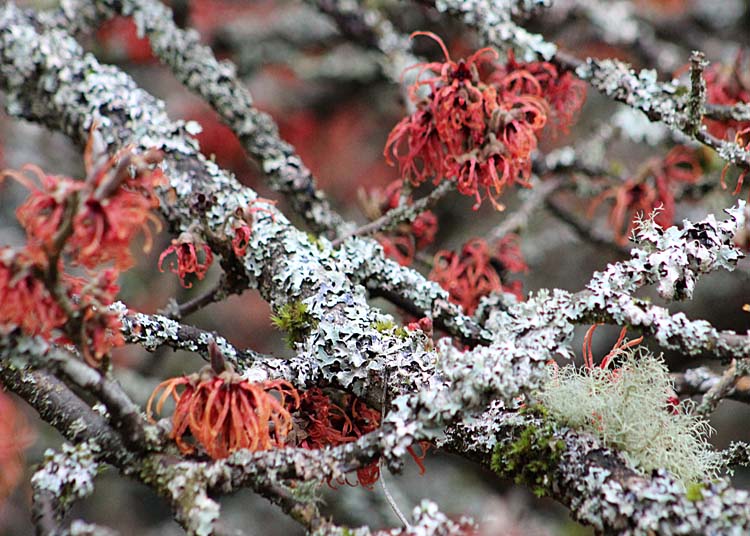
<box><xmin>360</xmin><ymin>180</ymin><xmax>438</xmax><ymax>266</ymax></box>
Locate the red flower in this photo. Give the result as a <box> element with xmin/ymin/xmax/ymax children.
<box><xmin>65</xmin><ymin>269</ymin><xmax>124</xmax><ymax>367</ymax></box>
<box><xmin>589</xmin><ymin>146</ymin><xmax>701</xmax><ymax>244</ymax></box>
<box><xmin>230</xmin><ymin>197</ymin><xmax>277</xmax><ymax>259</ymax></box>
<box><xmin>490</xmin><ymin>50</ymin><xmax>586</xmax><ymax>137</ymax></box>
<box><xmin>3</xmin><ymin>165</ymin><xmax>82</xmax><ymax>251</ymax></box>
<box><xmin>159</xmin><ymin>231</ymin><xmax>214</xmax><ymax>288</ymax></box>
<box><xmin>0</xmin><ymin>248</ymin><xmax>66</xmax><ymax>338</ymax></box>
<box><xmin>2</xmin><ymin>142</ymin><xmax>163</xmax><ymax>270</ymax></box>
<box><xmin>295</xmin><ymin>387</ymin><xmax>428</xmax><ymax>489</ymax></box>
<box><xmin>582</xmin><ymin>325</ymin><xmax>643</xmax><ymax>372</ymax></box>
<box><xmin>385</xmin><ymin>33</ymin><xmax>585</xmax><ymax>209</ymax></box>
<box><xmin>232</xmin><ymin>225</ymin><xmax>252</xmax><ymax>258</ymax></box>
<box><xmin>70</xmin><ymin>142</ymin><xmax>163</xmax><ymax>270</ymax></box>
<box><xmin>148</xmin><ymin>366</ymin><xmax>299</xmax><ymax>459</ymax></box>
<box><xmin>430</xmin><ymin>237</ymin><xmax>526</xmax><ymax>314</ymax></box>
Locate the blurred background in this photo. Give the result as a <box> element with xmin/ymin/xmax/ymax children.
<box><xmin>2</xmin><ymin>0</ymin><xmax>750</xmax><ymax>533</ymax></box>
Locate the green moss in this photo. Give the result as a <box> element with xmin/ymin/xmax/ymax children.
<box><xmin>686</xmin><ymin>482</ymin><xmax>705</xmax><ymax>502</ymax></box>
<box><xmin>372</xmin><ymin>319</ymin><xmax>407</xmax><ymax>339</ymax></box>
<box><xmin>271</xmin><ymin>301</ymin><xmax>317</xmax><ymax>348</ymax></box>
<box><xmin>491</xmin><ymin>412</ymin><xmax>565</xmax><ymax>498</ymax></box>
<box><xmin>306</xmin><ymin>232</ymin><xmax>325</xmax><ymax>252</ymax></box>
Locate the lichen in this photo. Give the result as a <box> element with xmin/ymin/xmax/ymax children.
<box><xmin>372</xmin><ymin>319</ymin><xmax>407</xmax><ymax>339</ymax></box>
<box><xmin>31</xmin><ymin>441</ymin><xmax>100</xmax><ymax>508</ymax></box>
<box><xmin>686</xmin><ymin>482</ymin><xmax>706</xmax><ymax>502</ymax></box>
<box><xmin>537</xmin><ymin>348</ymin><xmax>722</xmax><ymax>485</ymax></box>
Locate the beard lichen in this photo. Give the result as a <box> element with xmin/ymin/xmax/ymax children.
<box><xmin>536</xmin><ymin>347</ymin><xmax>722</xmax><ymax>485</ymax></box>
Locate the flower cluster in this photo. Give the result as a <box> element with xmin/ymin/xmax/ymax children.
<box><xmin>0</xmin><ymin>388</ymin><xmax>34</xmax><ymax>507</ymax></box>
<box><xmin>0</xmin><ymin>128</ymin><xmax>164</xmax><ymax>365</ymax></box>
<box><xmin>148</xmin><ymin>368</ymin><xmax>299</xmax><ymax>458</ymax></box>
<box><xmin>703</xmin><ymin>51</ymin><xmax>750</xmax><ymax>139</ymax></box>
<box><xmin>359</xmin><ymin>180</ymin><xmax>438</xmax><ymax>266</ymax></box>
<box><xmin>588</xmin><ymin>146</ymin><xmax>701</xmax><ymax>245</ymax></box>
<box><xmin>294</xmin><ymin>387</ymin><xmax>428</xmax><ymax>489</ymax></box>
<box><xmin>385</xmin><ymin>32</ymin><xmax>585</xmax><ymax>209</ymax></box>
<box><xmin>429</xmin><ymin>235</ymin><xmax>527</xmax><ymax>315</ymax></box>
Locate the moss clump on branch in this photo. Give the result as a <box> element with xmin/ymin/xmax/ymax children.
<box><xmin>372</xmin><ymin>319</ymin><xmax>408</xmax><ymax>339</ymax></box>
<box><xmin>537</xmin><ymin>348</ymin><xmax>722</xmax><ymax>485</ymax></box>
<box><xmin>271</xmin><ymin>301</ymin><xmax>317</xmax><ymax>348</ymax></box>
<box><xmin>491</xmin><ymin>406</ymin><xmax>565</xmax><ymax>498</ymax></box>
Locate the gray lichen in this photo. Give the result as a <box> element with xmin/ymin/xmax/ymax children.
<box><xmin>31</xmin><ymin>441</ymin><xmax>100</xmax><ymax>509</ymax></box>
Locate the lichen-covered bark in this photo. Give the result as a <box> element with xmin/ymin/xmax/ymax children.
<box><xmin>2</xmin><ymin>1</ymin><xmax>750</xmax><ymax>534</ymax></box>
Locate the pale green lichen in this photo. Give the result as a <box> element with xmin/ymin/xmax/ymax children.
<box><xmin>537</xmin><ymin>348</ymin><xmax>721</xmax><ymax>485</ymax></box>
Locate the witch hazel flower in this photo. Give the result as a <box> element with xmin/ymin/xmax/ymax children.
<box><xmin>0</xmin><ymin>126</ymin><xmax>165</xmax><ymax>366</ymax></box>
<box><xmin>231</xmin><ymin>197</ymin><xmax>277</xmax><ymax>258</ymax></box>
<box><xmin>385</xmin><ymin>32</ymin><xmax>585</xmax><ymax>210</ymax></box>
<box><xmin>159</xmin><ymin>229</ymin><xmax>214</xmax><ymax>288</ymax></box>
<box><xmin>294</xmin><ymin>387</ymin><xmax>428</xmax><ymax>489</ymax></box>
<box><xmin>588</xmin><ymin>146</ymin><xmax>701</xmax><ymax>244</ymax></box>
<box><xmin>71</xmin><ymin>136</ymin><xmax>164</xmax><ymax>270</ymax></box>
<box><xmin>148</xmin><ymin>342</ymin><xmax>299</xmax><ymax>458</ymax></box>
<box><xmin>4</xmin><ymin>165</ymin><xmax>83</xmax><ymax>252</ymax></box>
<box><xmin>64</xmin><ymin>268</ymin><xmax>125</xmax><ymax>366</ymax></box>
<box><xmin>490</xmin><ymin>50</ymin><xmax>586</xmax><ymax>138</ymax></box>
<box><xmin>429</xmin><ymin>236</ymin><xmax>527</xmax><ymax>315</ymax></box>
<box><xmin>0</xmin><ymin>248</ymin><xmax>66</xmax><ymax>338</ymax></box>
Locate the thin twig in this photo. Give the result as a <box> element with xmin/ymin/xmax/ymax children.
<box><xmin>332</xmin><ymin>181</ymin><xmax>453</xmax><ymax>248</ymax></box>
<box><xmin>168</xmin><ymin>276</ymin><xmax>227</xmax><ymax>319</ymax></box>
<box><xmin>696</xmin><ymin>359</ymin><xmax>746</xmax><ymax>415</ymax></box>
<box><xmin>686</xmin><ymin>50</ymin><xmax>707</xmax><ymax>136</ymax></box>
<box><xmin>377</xmin><ymin>370</ymin><xmax>411</xmax><ymax>528</ymax></box>
<box><xmin>545</xmin><ymin>195</ymin><xmax>630</xmax><ymax>256</ymax></box>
